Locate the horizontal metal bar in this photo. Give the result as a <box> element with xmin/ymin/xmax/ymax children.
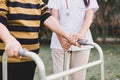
<box><xmin>47</xmin><ymin>60</ymin><xmax>102</xmax><ymax>80</ymax></box>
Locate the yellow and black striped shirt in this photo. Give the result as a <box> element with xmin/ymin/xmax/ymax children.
<box><xmin>0</xmin><ymin>0</ymin><xmax>51</xmax><ymax>62</ymax></box>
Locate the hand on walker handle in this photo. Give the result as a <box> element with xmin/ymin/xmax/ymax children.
<box><xmin>18</xmin><ymin>48</ymin><xmax>28</xmax><ymax>56</ymax></box>
<box><xmin>77</xmin><ymin>40</ymin><xmax>88</xmax><ymax>45</ymax></box>
<box><xmin>5</xmin><ymin>37</ymin><xmax>22</xmax><ymax>58</ymax></box>
<box><xmin>57</xmin><ymin>34</ymin><xmax>88</xmax><ymax>51</ymax></box>
<box><xmin>70</xmin><ymin>34</ymin><xmax>86</xmax><ymax>47</ymax></box>
<box><xmin>57</xmin><ymin>34</ymin><xmax>71</xmax><ymax>51</ymax></box>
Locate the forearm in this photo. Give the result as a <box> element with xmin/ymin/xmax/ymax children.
<box><xmin>0</xmin><ymin>23</ymin><xmax>15</xmax><ymax>44</ymax></box>
<box><xmin>79</xmin><ymin>9</ymin><xmax>94</xmax><ymax>36</ymax></box>
<box><xmin>0</xmin><ymin>23</ymin><xmax>22</xmax><ymax>57</ymax></box>
<box><xmin>44</xmin><ymin>16</ymin><xmax>70</xmax><ymax>40</ymax></box>
<box><xmin>50</xmin><ymin>9</ymin><xmax>61</xmax><ymax>37</ymax></box>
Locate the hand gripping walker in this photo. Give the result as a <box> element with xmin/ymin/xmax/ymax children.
<box><xmin>2</xmin><ymin>40</ymin><xmax>105</xmax><ymax>80</ymax></box>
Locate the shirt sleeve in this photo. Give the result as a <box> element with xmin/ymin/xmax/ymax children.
<box><xmin>86</xmin><ymin>0</ymin><xmax>99</xmax><ymax>12</ymax></box>
<box><xmin>47</xmin><ymin>0</ymin><xmax>59</xmax><ymax>9</ymax></box>
<box><xmin>39</xmin><ymin>0</ymin><xmax>51</xmax><ymax>23</ymax></box>
<box><xmin>0</xmin><ymin>0</ymin><xmax>8</xmax><ymax>26</ymax></box>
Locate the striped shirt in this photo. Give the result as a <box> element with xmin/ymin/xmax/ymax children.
<box><xmin>0</xmin><ymin>0</ymin><xmax>51</xmax><ymax>62</ymax></box>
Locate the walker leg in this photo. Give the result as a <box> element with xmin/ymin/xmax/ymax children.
<box><xmin>101</xmin><ymin>62</ymin><xmax>105</xmax><ymax>80</ymax></box>
<box><xmin>63</xmin><ymin>51</ymin><xmax>71</xmax><ymax>80</ymax></box>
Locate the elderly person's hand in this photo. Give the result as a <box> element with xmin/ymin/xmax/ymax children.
<box><xmin>57</xmin><ymin>35</ymin><xmax>71</xmax><ymax>51</ymax></box>
<box><xmin>67</xmin><ymin>33</ymin><xmax>85</xmax><ymax>46</ymax></box>
<box><xmin>5</xmin><ymin>36</ymin><xmax>22</xmax><ymax>58</ymax></box>
<box><xmin>57</xmin><ymin>33</ymin><xmax>85</xmax><ymax>51</ymax></box>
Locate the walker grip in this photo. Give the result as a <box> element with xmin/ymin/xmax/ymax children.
<box><xmin>18</xmin><ymin>49</ymin><xmax>27</xmax><ymax>56</ymax></box>
<box><xmin>77</xmin><ymin>40</ymin><xmax>88</xmax><ymax>45</ymax></box>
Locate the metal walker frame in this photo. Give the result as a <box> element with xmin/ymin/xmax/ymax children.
<box><xmin>2</xmin><ymin>42</ymin><xmax>105</xmax><ymax>80</ymax></box>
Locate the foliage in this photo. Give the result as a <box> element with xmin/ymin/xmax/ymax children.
<box><xmin>39</xmin><ymin>24</ymin><xmax>52</xmax><ymax>44</ymax></box>
<box><xmin>98</xmin><ymin>0</ymin><xmax>120</xmax><ymax>3</ymax></box>
<box><xmin>91</xmin><ymin>1</ymin><xmax>120</xmax><ymax>42</ymax></box>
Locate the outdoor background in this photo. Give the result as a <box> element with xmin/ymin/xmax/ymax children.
<box><xmin>34</xmin><ymin>0</ymin><xmax>120</xmax><ymax>80</ymax></box>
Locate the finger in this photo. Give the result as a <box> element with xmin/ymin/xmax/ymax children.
<box><xmin>79</xmin><ymin>35</ymin><xmax>85</xmax><ymax>40</ymax></box>
<box><xmin>73</xmin><ymin>34</ymin><xmax>79</xmax><ymax>42</ymax></box>
<box><xmin>5</xmin><ymin>46</ymin><xmax>14</xmax><ymax>57</ymax></box>
<box><xmin>14</xmin><ymin>49</ymin><xmax>19</xmax><ymax>57</ymax></box>
<box><xmin>77</xmin><ymin>43</ymin><xmax>81</xmax><ymax>47</ymax></box>
<box><xmin>6</xmin><ymin>50</ymin><xmax>14</xmax><ymax>57</ymax></box>
<box><xmin>62</xmin><ymin>44</ymin><xmax>70</xmax><ymax>51</ymax></box>
<box><xmin>19</xmin><ymin>56</ymin><xmax>22</xmax><ymax>59</ymax></box>
<box><xmin>13</xmin><ymin>46</ymin><xmax>22</xmax><ymax>58</ymax></box>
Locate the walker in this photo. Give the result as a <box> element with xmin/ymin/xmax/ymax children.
<box><xmin>2</xmin><ymin>40</ymin><xmax>105</xmax><ymax>80</ymax></box>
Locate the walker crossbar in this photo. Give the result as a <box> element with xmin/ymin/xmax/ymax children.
<box><xmin>2</xmin><ymin>42</ymin><xmax>104</xmax><ymax>80</ymax></box>
<box><xmin>46</xmin><ymin>42</ymin><xmax>104</xmax><ymax>80</ymax></box>
<box><xmin>47</xmin><ymin>60</ymin><xmax>102</xmax><ymax>80</ymax></box>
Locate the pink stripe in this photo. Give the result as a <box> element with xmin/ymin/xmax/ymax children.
<box><xmin>65</xmin><ymin>0</ymin><xmax>69</xmax><ymax>9</ymax></box>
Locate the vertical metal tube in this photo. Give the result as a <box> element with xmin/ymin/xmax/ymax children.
<box><xmin>2</xmin><ymin>52</ymin><xmax>7</xmax><ymax>80</ymax></box>
<box><xmin>63</xmin><ymin>51</ymin><xmax>71</xmax><ymax>80</ymax></box>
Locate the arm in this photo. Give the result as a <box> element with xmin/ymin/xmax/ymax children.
<box><xmin>0</xmin><ymin>23</ymin><xmax>22</xmax><ymax>57</ymax></box>
<box><xmin>0</xmin><ymin>0</ymin><xmax>22</xmax><ymax>57</ymax></box>
<box><xmin>73</xmin><ymin>9</ymin><xmax>94</xmax><ymax>41</ymax></box>
<box><xmin>41</xmin><ymin>1</ymin><xmax>79</xmax><ymax>49</ymax></box>
<box><xmin>50</xmin><ymin>9</ymin><xmax>59</xmax><ymax>20</ymax></box>
<box><xmin>47</xmin><ymin>9</ymin><xmax>71</xmax><ymax>50</ymax></box>
<box><xmin>43</xmin><ymin>15</ymin><xmax>78</xmax><ymax>48</ymax></box>
<box><xmin>79</xmin><ymin>8</ymin><xmax>94</xmax><ymax>37</ymax></box>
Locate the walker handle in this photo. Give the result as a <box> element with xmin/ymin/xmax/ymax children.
<box><xmin>18</xmin><ymin>48</ymin><xmax>27</xmax><ymax>56</ymax></box>
<box><xmin>77</xmin><ymin>40</ymin><xmax>88</xmax><ymax>45</ymax></box>
<box><xmin>18</xmin><ymin>40</ymin><xmax>88</xmax><ymax>56</ymax></box>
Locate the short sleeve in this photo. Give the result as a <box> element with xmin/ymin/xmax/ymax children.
<box><xmin>0</xmin><ymin>0</ymin><xmax>8</xmax><ymax>26</ymax></box>
<box><xmin>39</xmin><ymin>0</ymin><xmax>51</xmax><ymax>23</ymax></box>
<box><xmin>47</xmin><ymin>0</ymin><xmax>59</xmax><ymax>10</ymax></box>
<box><xmin>87</xmin><ymin>0</ymin><xmax>99</xmax><ymax>12</ymax></box>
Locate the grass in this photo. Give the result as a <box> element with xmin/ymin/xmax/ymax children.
<box><xmin>86</xmin><ymin>44</ymin><xmax>120</xmax><ymax>80</ymax></box>
<box><xmin>34</xmin><ymin>43</ymin><xmax>120</xmax><ymax>80</ymax></box>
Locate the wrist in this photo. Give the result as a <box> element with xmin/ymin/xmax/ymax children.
<box><xmin>65</xmin><ymin>33</ymin><xmax>71</xmax><ymax>43</ymax></box>
<box><xmin>4</xmin><ymin>35</ymin><xmax>16</xmax><ymax>44</ymax></box>
<box><xmin>79</xmin><ymin>34</ymin><xmax>85</xmax><ymax>39</ymax></box>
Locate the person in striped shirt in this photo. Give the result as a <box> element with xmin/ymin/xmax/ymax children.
<box><xmin>0</xmin><ymin>0</ymin><xmax>80</xmax><ymax>80</ymax></box>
